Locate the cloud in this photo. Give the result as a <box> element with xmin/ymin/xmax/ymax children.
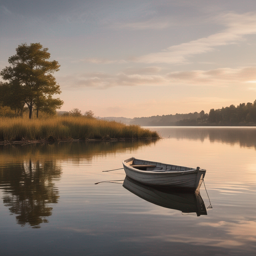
<box><xmin>78</xmin><ymin>12</ymin><xmax>256</xmax><ymax>65</ymax></box>
<box><xmin>72</xmin><ymin>58</ymin><xmax>127</xmax><ymax>64</ymax></box>
<box><xmin>246</xmin><ymin>80</ymin><xmax>256</xmax><ymax>83</ymax></box>
<box><xmin>57</xmin><ymin>66</ymin><xmax>256</xmax><ymax>89</ymax></box>
<box><xmin>114</xmin><ymin>19</ymin><xmax>171</xmax><ymax>30</ymax></box>
<box><xmin>0</xmin><ymin>5</ymin><xmax>12</xmax><ymax>15</ymax></box>
<box><xmin>167</xmin><ymin>67</ymin><xmax>256</xmax><ymax>86</ymax></box>
<box><xmin>57</xmin><ymin>72</ymin><xmax>168</xmax><ymax>89</ymax></box>
<box><xmin>123</xmin><ymin>66</ymin><xmax>162</xmax><ymax>75</ymax></box>
<box><xmin>135</xmin><ymin>12</ymin><xmax>256</xmax><ymax>64</ymax></box>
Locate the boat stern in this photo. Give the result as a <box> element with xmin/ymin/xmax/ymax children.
<box><xmin>195</xmin><ymin>169</ymin><xmax>206</xmax><ymax>192</ymax></box>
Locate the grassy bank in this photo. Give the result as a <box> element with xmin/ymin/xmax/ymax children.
<box><xmin>0</xmin><ymin>116</ymin><xmax>159</xmax><ymax>141</ymax></box>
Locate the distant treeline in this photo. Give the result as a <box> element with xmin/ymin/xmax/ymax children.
<box><xmin>104</xmin><ymin>100</ymin><xmax>256</xmax><ymax>126</ymax></box>
<box><xmin>177</xmin><ymin>101</ymin><xmax>256</xmax><ymax>126</ymax></box>
<box><xmin>130</xmin><ymin>112</ymin><xmax>202</xmax><ymax>126</ymax></box>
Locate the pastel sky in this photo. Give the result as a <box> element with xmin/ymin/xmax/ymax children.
<box><xmin>1</xmin><ymin>0</ymin><xmax>256</xmax><ymax>117</ymax></box>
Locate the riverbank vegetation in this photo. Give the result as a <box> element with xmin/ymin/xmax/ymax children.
<box><xmin>0</xmin><ymin>116</ymin><xmax>159</xmax><ymax>142</ymax></box>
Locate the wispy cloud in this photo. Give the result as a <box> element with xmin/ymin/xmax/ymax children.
<box><xmin>246</xmin><ymin>80</ymin><xmax>256</xmax><ymax>83</ymax></box>
<box><xmin>248</xmin><ymin>87</ymin><xmax>256</xmax><ymax>91</ymax></box>
<box><xmin>123</xmin><ymin>66</ymin><xmax>162</xmax><ymax>75</ymax></box>
<box><xmin>167</xmin><ymin>67</ymin><xmax>256</xmax><ymax>85</ymax></box>
<box><xmin>0</xmin><ymin>5</ymin><xmax>12</xmax><ymax>15</ymax></box>
<box><xmin>57</xmin><ymin>66</ymin><xmax>256</xmax><ymax>89</ymax></box>
<box><xmin>79</xmin><ymin>12</ymin><xmax>256</xmax><ymax>65</ymax></box>
<box><xmin>72</xmin><ymin>58</ymin><xmax>127</xmax><ymax>64</ymax></box>
<box><xmin>135</xmin><ymin>12</ymin><xmax>256</xmax><ymax>63</ymax></box>
<box><xmin>114</xmin><ymin>19</ymin><xmax>171</xmax><ymax>30</ymax></box>
<box><xmin>57</xmin><ymin>72</ymin><xmax>168</xmax><ymax>89</ymax></box>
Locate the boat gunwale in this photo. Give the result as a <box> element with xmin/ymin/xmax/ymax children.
<box><xmin>122</xmin><ymin>157</ymin><xmax>202</xmax><ymax>175</ymax></box>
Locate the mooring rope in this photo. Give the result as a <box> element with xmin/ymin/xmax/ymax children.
<box><xmin>203</xmin><ymin>179</ymin><xmax>213</xmax><ymax>209</ymax></box>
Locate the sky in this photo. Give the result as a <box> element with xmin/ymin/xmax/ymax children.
<box><xmin>1</xmin><ymin>0</ymin><xmax>256</xmax><ymax>118</ymax></box>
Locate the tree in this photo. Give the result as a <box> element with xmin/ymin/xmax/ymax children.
<box><xmin>34</xmin><ymin>95</ymin><xmax>63</xmax><ymax>118</ymax></box>
<box><xmin>84</xmin><ymin>110</ymin><xmax>95</xmax><ymax>118</ymax></box>
<box><xmin>0</xmin><ymin>43</ymin><xmax>62</xmax><ymax>119</ymax></box>
<box><xmin>69</xmin><ymin>108</ymin><xmax>82</xmax><ymax>117</ymax></box>
<box><xmin>208</xmin><ymin>109</ymin><xmax>216</xmax><ymax>123</ymax></box>
<box><xmin>0</xmin><ymin>81</ymin><xmax>26</xmax><ymax>116</ymax></box>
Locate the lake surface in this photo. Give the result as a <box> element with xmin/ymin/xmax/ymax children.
<box><xmin>0</xmin><ymin>127</ymin><xmax>255</xmax><ymax>256</ymax></box>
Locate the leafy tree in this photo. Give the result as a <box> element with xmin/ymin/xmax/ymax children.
<box><xmin>34</xmin><ymin>95</ymin><xmax>63</xmax><ymax>118</ymax></box>
<box><xmin>84</xmin><ymin>110</ymin><xmax>95</xmax><ymax>118</ymax></box>
<box><xmin>0</xmin><ymin>81</ymin><xmax>26</xmax><ymax>116</ymax></box>
<box><xmin>208</xmin><ymin>109</ymin><xmax>216</xmax><ymax>123</ymax></box>
<box><xmin>69</xmin><ymin>108</ymin><xmax>82</xmax><ymax>117</ymax></box>
<box><xmin>0</xmin><ymin>43</ymin><xmax>62</xmax><ymax>119</ymax></box>
<box><xmin>199</xmin><ymin>110</ymin><xmax>205</xmax><ymax>118</ymax></box>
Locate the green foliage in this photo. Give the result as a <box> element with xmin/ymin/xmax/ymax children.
<box><xmin>0</xmin><ymin>43</ymin><xmax>63</xmax><ymax>119</ymax></box>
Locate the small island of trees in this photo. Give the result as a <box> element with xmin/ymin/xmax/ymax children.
<box><xmin>0</xmin><ymin>43</ymin><xmax>159</xmax><ymax>143</ymax></box>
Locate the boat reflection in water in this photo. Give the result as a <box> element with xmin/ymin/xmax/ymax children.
<box><xmin>123</xmin><ymin>176</ymin><xmax>207</xmax><ymax>217</ymax></box>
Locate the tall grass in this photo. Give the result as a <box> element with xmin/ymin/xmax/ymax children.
<box><xmin>0</xmin><ymin>116</ymin><xmax>159</xmax><ymax>141</ymax></box>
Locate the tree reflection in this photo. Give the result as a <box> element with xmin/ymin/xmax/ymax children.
<box><xmin>0</xmin><ymin>140</ymin><xmax>157</xmax><ymax>228</ymax></box>
<box><xmin>0</xmin><ymin>159</ymin><xmax>61</xmax><ymax>228</ymax></box>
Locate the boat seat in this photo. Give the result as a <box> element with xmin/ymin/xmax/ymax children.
<box><xmin>131</xmin><ymin>164</ymin><xmax>156</xmax><ymax>168</ymax></box>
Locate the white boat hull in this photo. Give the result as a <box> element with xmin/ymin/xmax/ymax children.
<box><xmin>122</xmin><ymin>157</ymin><xmax>206</xmax><ymax>192</ymax></box>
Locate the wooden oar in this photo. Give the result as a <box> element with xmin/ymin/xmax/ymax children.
<box><xmin>102</xmin><ymin>167</ymin><xmax>123</xmax><ymax>172</ymax></box>
<box><xmin>95</xmin><ymin>179</ymin><xmax>124</xmax><ymax>185</ymax></box>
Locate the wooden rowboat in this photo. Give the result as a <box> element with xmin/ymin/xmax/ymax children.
<box><xmin>122</xmin><ymin>157</ymin><xmax>206</xmax><ymax>192</ymax></box>
<box><xmin>123</xmin><ymin>176</ymin><xmax>207</xmax><ymax>216</ymax></box>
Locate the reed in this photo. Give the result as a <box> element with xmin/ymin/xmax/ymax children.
<box><xmin>0</xmin><ymin>116</ymin><xmax>159</xmax><ymax>141</ymax></box>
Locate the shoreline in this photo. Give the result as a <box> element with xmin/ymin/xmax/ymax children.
<box><xmin>0</xmin><ymin>137</ymin><xmax>159</xmax><ymax>146</ymax></box>
<box><xmin>142</xmin><ymin>124</ymin><xmax>256</xmax><ymax>127</ymax></box>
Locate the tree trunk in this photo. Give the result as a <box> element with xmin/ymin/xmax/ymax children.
<box><xmin>29</xmin><ymin>160</ymin><xmax>32</xmax><ymax>177</ymax></box>
<box><xmin>29</xmin><ymin>105</ymin><xmax>33</xmax><ymax>119</ymax></box>
<box><xmin>37</xmin><ymin>108</ymin><xmax>39</xmax><ymax>118</ymax></box>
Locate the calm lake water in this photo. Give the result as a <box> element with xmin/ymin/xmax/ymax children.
<box><xmin>0</xmin><ymin>127</ymin><xmax>255</xmax><ymax>256</ymax></box>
